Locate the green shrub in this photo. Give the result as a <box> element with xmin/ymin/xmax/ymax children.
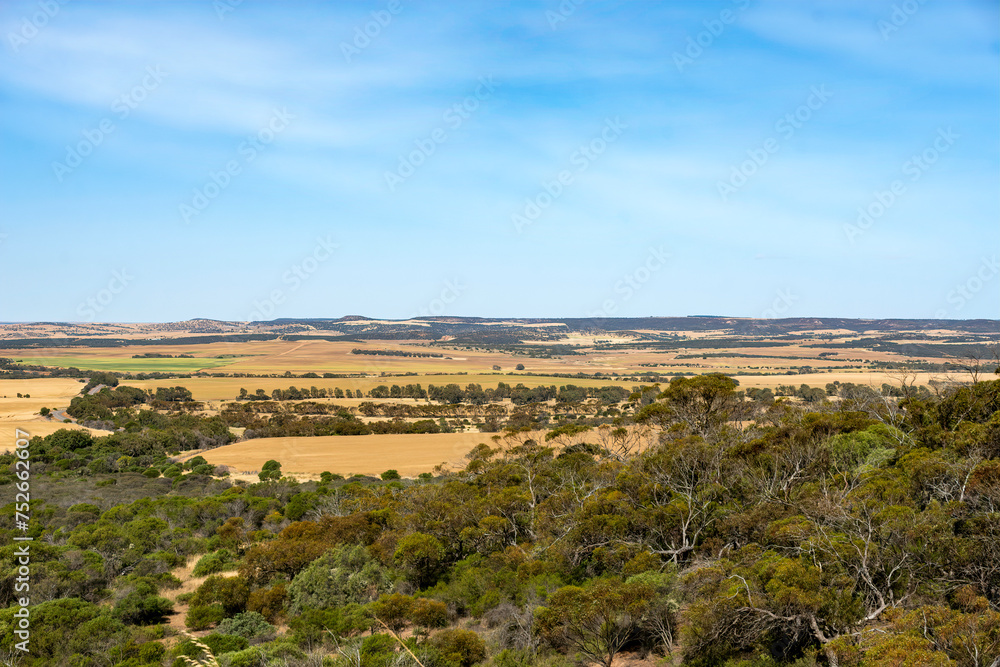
<box><xmin>247</xmin><ymin>583</ymin><xmax>287</xmax><ymax>623</ymax></box>
<box><xmin>191</xmin><ymin>575</ymin><xmax>250</xmax><ymax>616</ymax></box>
<box><xmin>361</xmin><ymin>633</ymin><xmax>398</xmax><ymax>667</ymax></box>
<box><xmin>288</xmin><ymin>544</ymin><xmax>392</xmax><ymax>614</ymax></box>
<box><xmin>411</xmin><ymin>597</ymin><xmax>449</xmax><ymax>628</ymax></box>
<box><xmin>186</xmin><ymin>455</ymin><xmax>208</xmax><ymax>470</ymax></box>
<box><xmin>258</xmin><ymin>459</ymin><xmax>282</xmax><ymax>481</ymax></box>
<box><xmin>113</xmin><ymin>580</ymin><xmax>173</xmax><ymax>625</ymax></box>
<box><xmin>217</xmin><ymin>611</ymin><xmax>276</xmax><ymax>643</ymax></box>
<box><xmin>193</xmin><ymin>549</ymin><xmax>237</xmax><ymax>576</ymax></box>
<box><xmin>369</xmin><ymin>593</ymin><xmax>413</xmax><ymax>632</ymax></box>
<box><xmin>429</xmin><ymin>628</ymin><xmax>487</xmax><ymax>667</ymax></box>
<box><xmin>220</xmin><ymin>646</ymin><xmax>267</xmax><ymax>667</ymax></box>
<box><xmin>203</xmin><ymin>632</ymin><xmax>250</xmax><ymax>654</ymax></box>
<box><xmin>288</xmin><ymin>605</ymin><xmax>370</xmax><ymax>646</ymax></box>
<box><xmin>186</xmin><ymin>604</ymin><xmax>225</xmax><ymax>630</ymax></box>
<box><xmin>138</xmin><ymin>641</ymin><xmax>166</xmax><ymax>664</ymax></box>
<box><xmin>284</xmin><ymin>492</ymin><xmax>316</xmax><ymax>521</ymax></box>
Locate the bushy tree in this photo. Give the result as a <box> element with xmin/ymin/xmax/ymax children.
<box><xmin>113</xmin><ymin>579</ymin><xmax>173</xmax><ymax>625</ymax></box>
<box><xmin>217</xmin><ymin>611</ymin><xmax>276</xmax><ymax>643</ymax></box>
<box><xmin>394</xmin><ymin>532</ymin><xmax>446</xmax><ymax>589</ymax></box>
<box><xmin>429</xmin><ymin>628</ymin><xmax>488</xmax><ymax>667</ymax></box>
<box><xmin>287</xmin><ymin>544</ymin><xmax>392</xmax><ymax>614</ymax></box>
<box><xmin>259</xmin><ymin>459</ymin><xmax>282</xmax><ymax>481</ymax></box>
<box><xmin>536</xmin><ymin>577</ymin><xmax>654</xmax><ymax>667</ymax></box>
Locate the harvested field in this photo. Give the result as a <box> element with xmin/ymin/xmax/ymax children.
<box><xmin>197</xmin><ymin>432</ymin><xmax>493</xmax><ymax>478</ymax></box>
<box><xmin>0</xmin><ymin>378</ymin><xmax>111</xmax><ymax>442</ymax></box>
<box><xmin>732</xmin><ymin>370</ymin><xmax>966</xmax><ymax>390</ymax></box>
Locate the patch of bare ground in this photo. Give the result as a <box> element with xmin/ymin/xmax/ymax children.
<box><xmin>160</xmin><ymin>555</ymin><xmax>239</xmax><ymax>643</ymax></box>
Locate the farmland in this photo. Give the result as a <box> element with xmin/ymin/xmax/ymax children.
<box><xmin>0</xmin><ymin>377</ymin><xmax>111</xmax><ymax>439</ymax></box>
<box><xmin>10</xmin><ymin>354</ymin><xmax>247</xmax><ymax>373</ymax></box>
<box><xmin>187</xmin><ymin>432</ymin><xmax>497</xmax><ymax>479</ymax></box>
<box><xmin>2</xmin><ymin>315</ymin><xmax>999</xmax><ymax>667</ymax></box>
<box><xmin>3</xmin><ymin>316</ymin><xmax>992</xmax><ymax>477</ymax></box>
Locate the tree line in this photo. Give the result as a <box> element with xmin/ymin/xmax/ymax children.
<box><xmin>235</xmin><ymin>382</ymin><xmax>631</xmax><ymax>406</ymax></box>
<box><xmin>352</xmin><ymin>349</ymin><xmax>444</xmax><ymax>358</ymax></box>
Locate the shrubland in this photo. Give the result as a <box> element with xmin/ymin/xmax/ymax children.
<box><xmin>0</xmin><ymin>373</ymin><xmax>998</xmax><ymax>666</ymax></box>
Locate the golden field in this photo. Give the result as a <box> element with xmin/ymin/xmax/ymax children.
<box><xmin>0</xmin><ymin>378</ymin><xmax>112</xmax><ymax>444</ymax></box>
<box><xmin>191</xmin><ymin>432</ymin><xmax>493</xmax><ymax>478</ymax></box>
<box><xmin>3</xmin><ymin>325</ymin><xmax>982</xmax><ymax>473</ymax></box>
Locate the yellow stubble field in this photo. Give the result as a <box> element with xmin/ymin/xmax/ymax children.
<box><xmin>192</xmin><ymin>431</ymin><xmax>494</xmax><ymax>478</ymax></box>
<box><xmin>0</xmin><ymin>378</ymin><xmax>112</xmax><ymax>442</ymax></box>
<box><xmin>188</xmin><ymin>423</ymin><xmax>658</xmax><ymax>479</ymax></box>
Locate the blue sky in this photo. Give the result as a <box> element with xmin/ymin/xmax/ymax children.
<box><xmin>0</xmin><ymin>0</ymin><xmax>997</xmax><ymax>322</ymax></box>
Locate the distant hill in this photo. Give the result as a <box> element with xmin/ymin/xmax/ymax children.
<box><xmin>0</xmin><ymin>316</ymin><xmax>995</xmax><ymax>349</ymax></box>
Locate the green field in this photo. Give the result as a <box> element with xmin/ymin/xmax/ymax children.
<box><xmin>16</xmin><ymin>355</ymin><xmax>246</xmax><ymax>373</ymax></box>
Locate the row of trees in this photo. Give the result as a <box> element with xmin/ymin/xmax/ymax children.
<box><xmin>234</xmin><ymin>382</ymin><xmax>632</xmax><ymax>406</ymax></box>
<box><xmin>238</xmin><ymin>384</ymin><xmax>431</xmax><ymax>401</ymax></box>
<box><xmin>352</xmin><ymin>348</ymin><xmax>444</xmax><ymax>358</ymax></box>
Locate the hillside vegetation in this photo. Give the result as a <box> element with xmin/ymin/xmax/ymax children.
<box><xmin>2</xmin><ymin>372</ymin><xmax>999</xmax><ymax>666</ymax></box>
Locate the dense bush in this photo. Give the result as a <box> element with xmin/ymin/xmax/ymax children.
<box><xmin>4</xmin><ymin>376</ymin><xmax>1000</xmax><ymax>666</ymax></box>
<box><xmin>217</xmin><ymin>611</ymin><xmax>276</xmax><ymax>643</ymax></box>
<box><xmin>193</xmin><ymin>548</ymin><xmax>238</xmax><ymax>576</ymax></box>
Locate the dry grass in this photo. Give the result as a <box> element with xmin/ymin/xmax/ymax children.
<box><xmin>0</xmin><ymin>378</ymin><xmax>110</xmax><ymax>443</ymax></box>
<box><xmin>198</xmin><ymin>431</ymin><xmax>494</xmax><ymax>478</ymax></box>
<box><xmin>194</xmin><ymin>423</ymin><xmax>659</xmax><ymax>480</ymax></box>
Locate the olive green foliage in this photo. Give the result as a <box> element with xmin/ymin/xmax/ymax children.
<box><xmin>193</xmin><ymin>548</ymin><xmax>239</xmax><ymax>576</ymax></box>
<box><xmin>394</xmin><ymin>532</ymin><xmax>446</xmax><ymax>588</ymax></box>
<box><xmin>259</xmin><ymin>459</ymin><xmax>282</xmax><ymax>481</ymax></box>
<box><xmin>287</xmin><ymin>543</ymin><xmax>393</xmax><ymax>614</ymax></box>
<box><xmin>186</xmin><ymin>575</ymin><xmax>250</xmax><ymax>629</ymax></box>
<box><xmin>4</xmin><ymin>376</ymin><xmax>1000</xmax><ymax>666</ymax></box>
<box><xmin>113</xmin><ymin>578</ymin><xmax>174</xmax><ymax>624</ymax></box>
<box><xmin>536</xmin><ymin>577</ymin><xmax>655</xmax><ymax>667</ymax></box>
<box><xmin>217</xmin><ymin>611</ymin><xmax>277</xmax><ymax>643</ymax></box>
<box><xmin>428</xmin><ymin>628</ymin><xmax>488</xmax><ymax>667</ymax></box>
